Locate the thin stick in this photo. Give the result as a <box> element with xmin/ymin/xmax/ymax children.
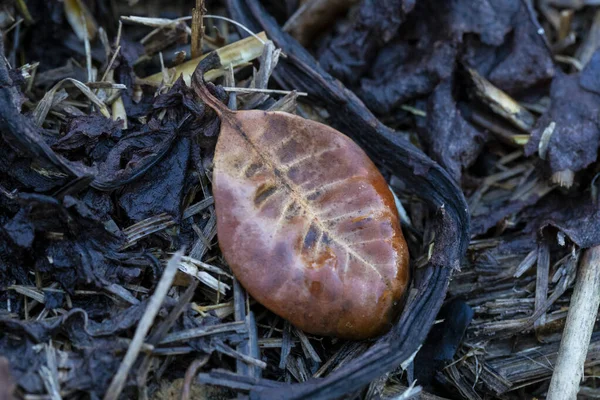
<box><xmin>136</xmin><ymin>279</ymin><xmax>200</xmax><ymax>398</ymax></box>
<box><xmin>103</xmin><ymin>250</ymin><xmax>184</xmax><ymax>400</ymax></box>
<box><xmin>100</xmin><ymin>46</ymin><xmax>121</xmax><ymax>83</ymax></box>
<box><xmin>534</xmin><ymin>239</ymin><xmax>550</xmax><ymax>330</ymax></box>
<box><xmin>222</xmin><ymin>87</ymin><xmax>307</xmax><ymax>96</ymax></box>
<box><xmin>191</xmin><ymin>0</ymin><xmax>206</xmax><ymax>59</ymax></box>
<box><xmin>233</xmin><ymin>278</ymin><xmax>249</xmax><ymax>377</ymax></box>
<box><xmin>203</xmin><ymin>15</ymin><xmax>266</xmax><ymax>45</ymax></box>
<box><xmin>547</xmin><ymin>245</ymin><xmax>600</xmax><ymax>400</ymax></box>
<box><xmin>115</xmin><ymin>21</ymin><xmax>123</xmax><ymax>48</ymax></box>
<box><xmin>82</xmin><ymin>12</ymin><xmax>93</xmax><ymax>83</ymax></box>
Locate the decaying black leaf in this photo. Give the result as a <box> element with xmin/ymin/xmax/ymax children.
<box><xmin>414</xmin><ymin>300</ymin><xmax>474</xmax><ymax>390</ymax></box>
<box><xmin>344</xmin><ymin>0</ymin><xmax>553</xmax><ymax>117</ymax></box>
<box><xmin>526</xmin><ymin>193</ymin><xmax>600</xmax><ymax>249</ymax></box>
<box><xmin>92</xmin><ymin>75</ymin><xmax>217</xmax><ymax>192</ymax></box>
<box><xmin>0</xmin><ymin>310</ymin><xmax>119</xmax><ymax>394</ymax></box>
<box><xmin>525</xmin><ymin>49</ymin><xmax>600</xmax><ymax>175</ymax></box>
<box><xmin>318</xmin><ymin>0</ymin><xmax>417</xmax><ymax>85</ymax></box>
<box><xmin>113</xmin><ymin>41</ymin><xmax>153</xmax><ymax>119</ymax></box>
<box><xmin>53</xmin><ymin>115</ymin><xmax>123</xmax><ymax>159</ymax></box>
<box><xmin>461</xmin><ymin>0</ymin><xmax>554</xmax><ymax>96</ymax></box>
<box><xmin>0</xmin><ymin>307</ymin><xmax>174</xmax><ymax>396</ymax></box>
<box><xmin>118</xmin><ymin>137</ymin><xmax>190</xmax><ymax>221</ymax></box>
<box><xmin>3</xmin><ymin>193</ymin><xmax>132</xmax><ymax>292</ymax></box>
<box><xmin>358</xmin><ymin>41</ymin><xmax>456</xmax><ymax>115</ymax></box>
<box><xmin>422</xmin><ymin>78</ymin><xmax>486</xmax><ymax>182</ymax></box>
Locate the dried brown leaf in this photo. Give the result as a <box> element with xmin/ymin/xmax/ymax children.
<box><xmin>193</xmin><ymin>73</ymin><xmax>409</xmax><ymax>340</ymax></box>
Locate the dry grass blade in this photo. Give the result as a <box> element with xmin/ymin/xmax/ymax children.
<box><xmin>103</xmin><ymin>250</ymin><xmax>184</xmax><ymax>400</ymax></box>
<box><xmin>179</xmin><ymin>256</ymin><xmax>231</xmax><ymax>277</ymax></box>
<box><xmin>538</xmin><ymin>122</ymin><xmax>556</xmax><ymax>160</ymax></box>
<box><xmin>104</xmin><ymin>283</ymin><xmax>140</xmax><ymax>305</ymax></box>
<box><xmin>9</xmin><ymin>285</ymin><xmax>45</xmax><ymax>303</ymax></box>
<box><xmin>136</xmin><ymin>280</ymin><xmax>200</xmax><ymax>396</ymax></box>
<box><xmin>267</xmin><ymin>91</ymin><xmax>300</xmax><ymax>113</ymax></box>
<box><xmin>64</xmin><ymin>0</ymin><xmax>98</xmax><ymax>41</ymax></box>
<box><xmin>467</xmin><ymin>68</ymin><xmax>535</xmax><ymax>132</ymax></box>
<box><xmin>576</xmin><ymin>9</ymin><xmax>600</xmax><ymax>66</ymax></box>
<box><xmin>223</xmin><ymin>87</ymin><xmax>307</xmax><ymax>96</ymax></box>
<box><xmin>34</xmin><ymin>78</ymin><xmax>111</xmax><ymax>126</ymax></box>
<box><xmin>14</xmin><ymin>0</ymin><xmax>33</xmax><ymax>25</ymax></box>
<box><xmin>86</xmin><ymin>82</ymin><xmax>126</xmax><ymax>90</ymax></box>
<box><xmin>294</xmin><ymin>328</ymin><xmax>321</xmax><ymax>363</ymax></box>
<box><xmin>111</xmin><ymin>96</ymin><xmax>127</xmax><ymax>128</ymax></box>
<box><xmin>189</xmin><ymin>212</ymin><xmax>216</xmax><ymax>260</ymax></box>
<box><xmin>177</xmin><ymin>257</ymin><xmax>231</xmax><ymax>295</ymax></box>
<box><xmin>183</xmin><ymin>197</ymin><xmax>214</xmax><ymax>219</ymax></box>
<box><xmin>232</xmin><ymin>278</ymin><xmax>250</xmax><ymax>377</ymax></box>
<box><xmin>39</xmin><ymin>343</ymin><xmax>61</xmax><ymax>400</ymax></box>
<box><xmin>121</xmin><ymin>214</ymin><xmax>176</xmax><ymax>249</ymax></box>
<box><xmin>159</xmin><ymin>321</ymin><xmax>247</xmax><ymax>345</ymax></box>
<box><xmin>121</xmin><ymin>15</ymin><xmax>190</xmax><ymax>29</ymax></box>
<box><xmin>469</xmin><ymin>110</ymin><xmax>530</xmax><ymax>147</ymax></box>
<box><xmin>534</xmin><ymin>240</ymin><xmax>550</xmax><ymax>330</ymax></box>
<box><xmin>215</xmin><ymin>342</ymin><xmax>267</xmax><ymax>369</ymax></box>
<box><xmin>141</xmin><ymin>32</ymin><xmax>267</xmax><ymax>85</ymax></box>
<box><xmin>192</xmin><ymin>301</ymin><xmax>235</xmax><ymax>319</ymax></box>
<box><xmin>514</xmin><ymin>250</ymin><xmax>538</xmax><ymax>278</ymax></box>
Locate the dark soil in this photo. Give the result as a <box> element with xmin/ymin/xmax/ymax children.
<box><xmin>1</xmin><ymin>0</ymin><xmax>600</xmax><ymax>399</ymax></box>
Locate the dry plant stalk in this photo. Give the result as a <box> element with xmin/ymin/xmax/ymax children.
<box><xmin>191</xmin><ymin>0</ymin><xmax>206</xmax><ymax>59</ymax></box>
<box><xmin>142</xmin><ymin>32</ymin><xmax>267</xmax><ymax>86</ymax></box>
<box><xmin>547</xmin><ymin>245</ymin><xmax>600</xmax><ymax>400</ymax></box>
<box><xmin>192</xmin><ymin>70</ymin><xmax>410</xmax><ymax>340</ymax></box>
<box><xmin>466</xmin><ymin>67</ymin><xmax>535</xmax><ymax>132</ymax></box>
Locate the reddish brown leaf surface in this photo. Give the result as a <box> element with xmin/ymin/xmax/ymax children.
<box><xmin>195</xmin><ymin>78</ymin><xmax>409</xmax><ymax>340</ymax></box>
<box><xmin>0</xmin><ymin>357</ymin><xmax>15</xmax><ymax>400</ymax></box>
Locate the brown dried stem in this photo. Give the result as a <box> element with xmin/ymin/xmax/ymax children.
<box><xmin>191</xmin><ymin>0</ymin><xmax>206</xmax><ymax>59</ymax></box>
<box><xmin>180</xmin><ymin>355</ymin><xmax>210</xmax><ymax>400</ymax></box>
<box><xmin>547</xmin><ymin>245</ymin><xmax>600</xmax><ymax>399</ymax></box>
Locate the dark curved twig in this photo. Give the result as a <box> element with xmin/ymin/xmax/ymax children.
<box><xmin>180</xmin><ymin>355</ymin><xmax>210</xmax><ymax>400</ymax></box>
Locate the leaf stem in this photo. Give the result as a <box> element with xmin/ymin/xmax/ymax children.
<box><xmin>191</xmin><ymin>67</ymin><xmax>231</xmax><ymax>116</ymax></box>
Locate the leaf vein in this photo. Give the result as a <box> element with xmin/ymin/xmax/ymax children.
<box><xmin>224</xmin><ymin>114</ymin><xmax>386</xmax><ymax>281</ymax></box>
